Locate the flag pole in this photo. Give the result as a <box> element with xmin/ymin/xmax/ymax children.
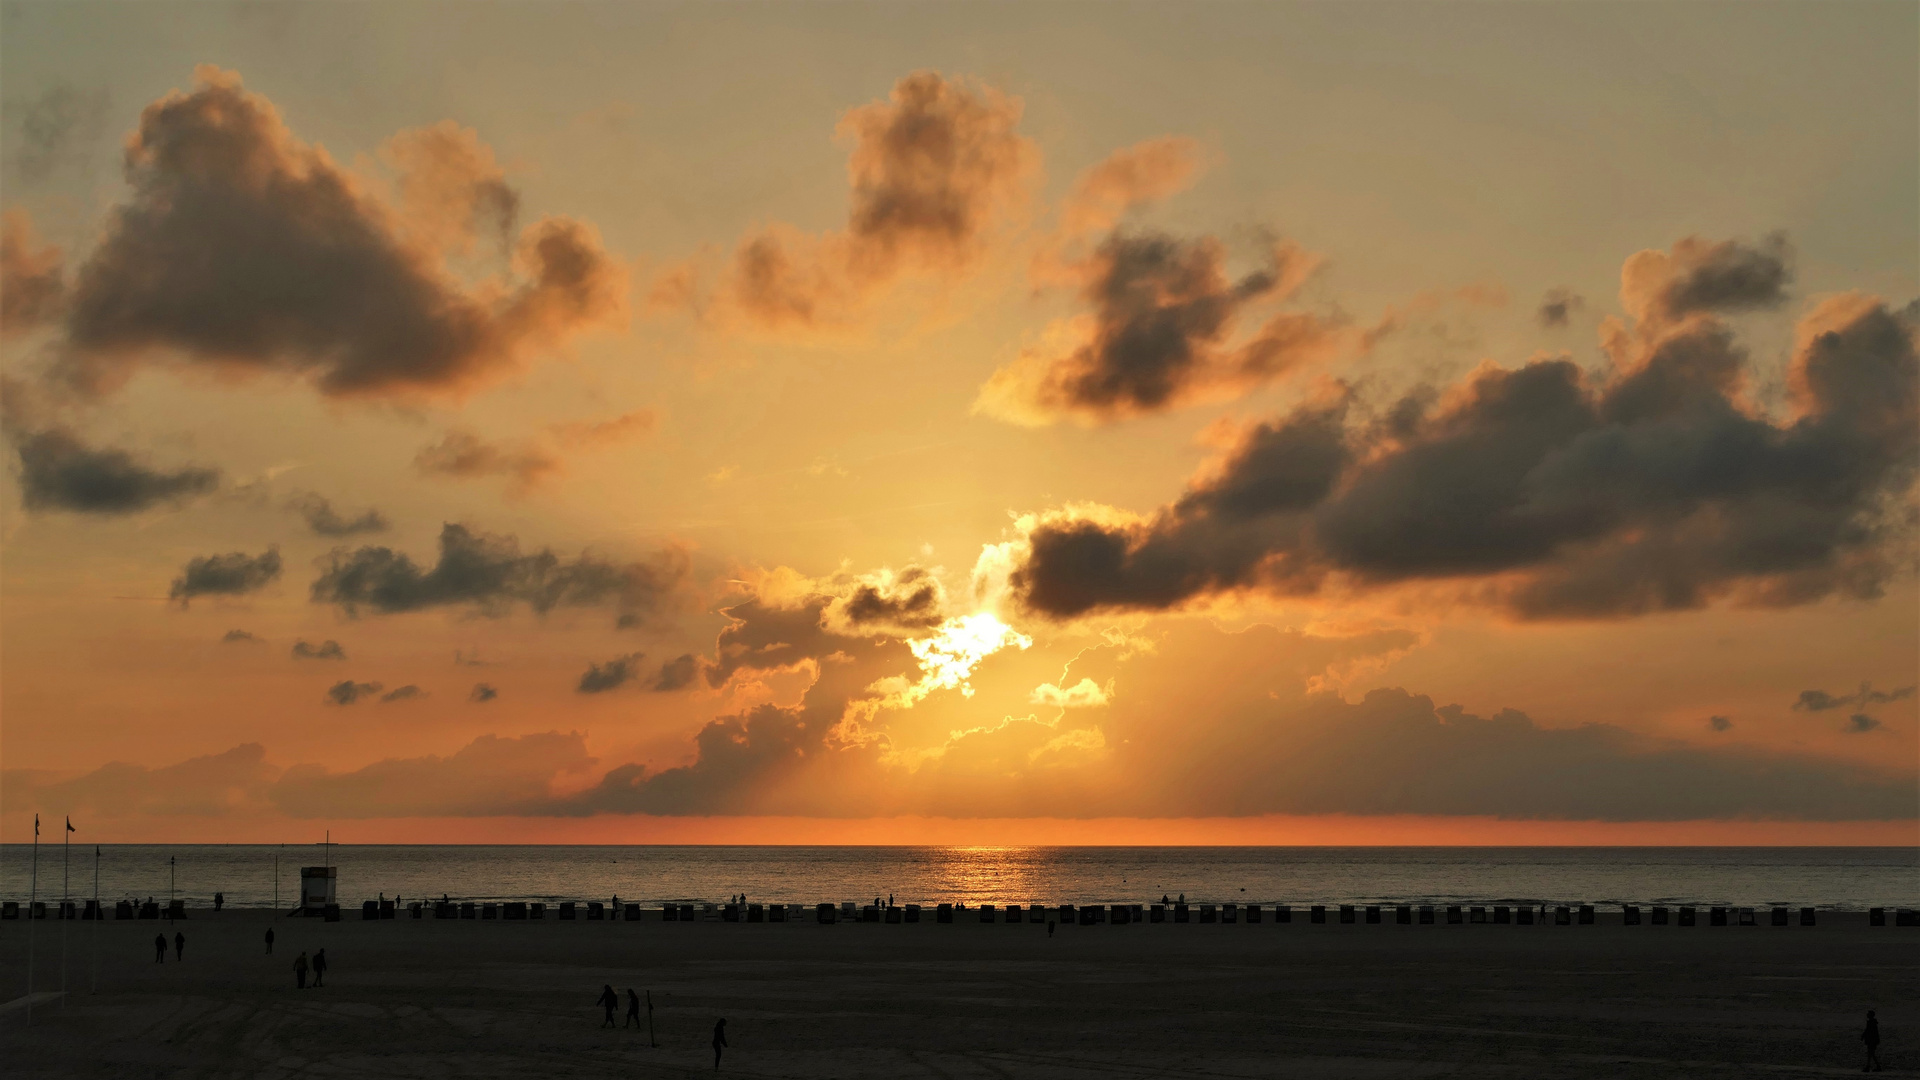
<box><xmin>92</xmin><ymin>844</ymin><xmax>101</xmax><ymax>994</ymax></box>
<box><xmin>61</xmin><ymin>817</ymin><xmax>70</xmax><ymax>1007</ymax></box>
<box><xmin>26</xmin><ymin>814</ymin><xmax>39</xmax><ymax>1025</ymax></box>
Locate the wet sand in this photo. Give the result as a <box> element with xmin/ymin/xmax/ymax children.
<box><xmin>2</xmin><ymin>909</ymin><xmax>1913</xmax><ymax>1078</ymax></box>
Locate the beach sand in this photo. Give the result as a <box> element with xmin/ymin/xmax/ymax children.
<box><xmin>3</xmin><ymin>908</ymin><xmax>1913</xmax><ymax>1078</ymax></box>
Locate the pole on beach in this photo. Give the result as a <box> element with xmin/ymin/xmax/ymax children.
<box><xmin>169</xmin><ymin>856</ymin><xmax>175</xmax><ymax>924</ymax></box>
<box><xmin>62</xmin><ymin>817</ymin><xmax>72</xmax><ymax>1007</ymax></box>
<box><xmin>647</xmin><ymin>990</ymin><xmax>657</xmax><ymax>1047</ymax></box>
<box><xmin>26</xmin><ymin>814</ymin><xmax>40</xmax><ymax>1025</ymax></box>
<box><xmin>92</xmin><ymin>844</ymin><xmax>100</xmax><ymax>994</ymax></box>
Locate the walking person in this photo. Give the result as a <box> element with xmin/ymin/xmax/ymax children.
<box><xmin>264</xmin><ymin>927</ymin><xmax>275</xmax><ymax>954</ymax></box>
<box><xmin>712</xmin><ymin>1018</ymin><xmax>728</xmax><ymax>1070</ymax></box>
<box><xmin>153</xmin><ymin>933</ymin><xmax>167</xmax><ymax>963</ymax></box>
<box><xmin>174</xmin><ymin>931</ymin><xmax>185</xmax><ymax>960</ymax></box>
<box><xmin>294</xmin><ymin>950</ymin><xmax>308</xmax><ymax>989</ymax></box>
<box><xmin>1863</xmin><ymin>1009</ymin><xmax>1883</xmax><ymax>1072</ymax></box>
<box><xmin>312</xmin><ymin>948</ymin><xmax>327</xmax><ymax>987</ymax></box>
<box><xmin>597</xmin><ymin>984</ymin><xmax>619</xmax><ymax>1027</ymax></box>
<box><xmin>624</xmin><ymin>988</ymin><xmax>642</xmax><ymax>1028</ymax></box>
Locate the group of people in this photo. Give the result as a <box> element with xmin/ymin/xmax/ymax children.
<box><xmin>292</xmin><ymin>948</ymin><xmax>328</xmax><ymax>988</ymax></box>
<box><xmin>152</xmin><ymin>931</ymin><xmax>184</xmax><ymax>961</ymax></box>
<box><xmin>594</xmin><ymin>987</ymin><xmax>726</xmax><ymax>1069</ymax></box>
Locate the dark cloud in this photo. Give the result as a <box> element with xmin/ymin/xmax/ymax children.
<box><xmin>291</xmin><ymin>639</ymin><xmax>345</xmax><ymax>661</ymax></box>
<box><xmin>999</xmin><ymin>253</ymin><xmax>1918</xmax><ymax>621</ymax></box>
<box><xmin>310</xmin><ymin>522</ymin><xmax>688</xmax><ymax>626</ymax></box>
<box><xmin>703</xmin><ymin>596</ymin><xmax>841</xmax><ymax>688</ymax></box>
<box><xmin>976</xmin><ymin>231</ymin><xmax>1341</xmax><ymax>424</ymax></box>
<box><xmin>576</xmin><ymin>653</ymin><xmax>642</xmax><ymax>694</ymax></box>
<box><xmin>0</xmin><ymin>744</ymin><xmax>272</xmax><ymax>817</ymax></box>
<box><xmin>837</xmin><ymin>567</ymin><xmax>944</xmax><ymax>629</ymax></box>
<box><xmin>221</xmin><ymin>629</ymin><xmax>261</xmax><ymax>643</ymax></box>
<box><xmin>701</xmin><ymin>72</ymin><xmax>1037</xmax><ymax>330</ymax></box>
<box><xmin>324</xmin><ymin>680</ymin><xmax>382</xmax><ymax>706</ymax></box>
<box><xmin>1792</xmin><ymin>683</ymin><xmax>1915</xmax><ymax>712</ymax></box>
<box><xmin>469</xmin><ymin>682</ymin><xmax>499</xmax><ymax>702</ymax></box>
<box><xmin>380</xmin><ymin>684</ymin><xmax>424</xmax><ymax>703</ymax></box>
<box><xmin>650</xmin><ymin>653</ymin><xmax>700</xmax><ymax>692</ymax></box>
<box><xmin>54</xmin><ymin>66</ymin><xmax>625</xmax><ymax>400</ymax></box>
<box><xmin>1847</xmin><ymin>714</ymin><xmax>1882</xmax><ymax>734</ymax></box>
<box><xmin>1708</xmin><ymin>715</ymin><xmax>1733</xmax><ymax>732</ymax></box>
<box><xmin>169</xmin><ymin>547</ymin><xmax>283</xmax><ymax>604</ymax></box>
<box><xmin>12</xmin><ymin>427</ymin><xmax>220</xmax><ymax>514</ymax></box>
<box><xmin>413</xmin><ymin>431</ymin><xmax>559</xmax><ymax>492</ymax></box>
<box><xmin>1</xmin><ymin>209</ymin><xmax>66</xmax><ymax>335</ymax></box>
<box><xmin>1537</xmin><ymin>287</ymin><xmax>1582</xmax><ymax>328</ymax></box>
<box><xmin>9</xmin><ymin>83</ymin><xmax>110</xmax><ymax>183</ymax></box>
<box><xmin>1636</xmin><ymin>234</ymin><xmax>1792</xmax><ymax>320</ymax></box>
<box><xmin>291</xmin><ymin>493</ymin><xmax>388</xmax><ymax>536</ymax></box>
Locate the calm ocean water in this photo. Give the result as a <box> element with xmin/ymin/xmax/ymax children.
<box><xmin>0</xmin><ymin>846</ymin><xmax>1913</xmax><ymax>910</ymax></box>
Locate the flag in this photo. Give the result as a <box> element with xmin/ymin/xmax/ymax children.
<box><xmin>66</xmin><ymin>817</ymin><xmax>75</xmax><ymax>833</ymax></box>
<box><xmin>34</xmin><ymin>814</ymin><xmax>39</xmax><ymax>836</ymax></box>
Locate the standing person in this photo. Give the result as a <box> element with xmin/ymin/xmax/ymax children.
<box><xmin>264</xmin><ymin>927</ymin><xmax>275</xmax><ymax>954</ymax></box>
<box><xmin>624</xmin><ymin>988</ymin><xmax>642</xmax><ymax>1028</ymax></box>
<box><xmin>214</xmin><ymin>892</ymin><xmax>224</xmax><ymax>912</ymax></box>
<box><xmin>294</xmin><ymin>951</ymin><xmax>308</xmax><ymax>989</ymax></box>
<box><xmin>312</xmin><ymin>948</ymin><xmax>327</xmax><ymax>987</ymax></box>
<box><xmin>173</xmin><ymin>931</ymin><xmax>185</xmax><ymax>960</ymax></box>
<box><xmin>1047</xmin><ymin>920</ymin><xmax>1055</xmax><ymax>939</ymax></box>
<box><xmin>712</xmin><ymin>1018</ymin><xmax>728</xmax><ymax>1070</ymax></box>
<box><xmin>1863</xmin><ymin>1010</ymin><xmax>1882</xmax><ymax>1072</ymax></box>
<box><xmin>597</xmin><ymin>984</ymin><xmax>619</xmax><ymax>1027</ymax></box>
<box><xmin>153</xmin><ymin>933</ymin><xmax>167</xmax><ymax>963</ymax></box>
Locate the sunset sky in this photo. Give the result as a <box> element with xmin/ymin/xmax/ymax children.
<box><xmin>2</xmin><ymin>1</ymin><xmax>1915</xmax><ymax>845</ymax></box>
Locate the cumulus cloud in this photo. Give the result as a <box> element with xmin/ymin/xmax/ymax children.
<box><xmin>324</xmin><ymin>679</ymin><xmax>382</xmax><ymax>706</ymax></box>
<box><xmin>1057</xmin><ymin>137</ymin><xmax>1207</xmax><ymax>240</ymax></box>
<box><xmin>1621</xmin><ymin>233</ymin><xmax>1791</xmax><ymax>323</ymax></box>
<box><xmin>0</xmin><ymin>743</ymin><xmax>274</xmax><ymax>818</ymax></box>
<box><xmin>1792</xmin><ymin>683</ymin><xmax>1915</xmax><ymax>712</ymax></box>
<box><xmin>380</xmin><ymin>684</ymin><xmax>424</xmax><ymax>703</ymax></box>
<box><xmin>271</xmin><ymin>732</ymin><xmax>593</xmax><ymax>818</ymax></box>
<box><xmin>53</xmin><ymin>66</ymin><xmax>625</xmax><ymax>400</ymax></box>
<box><xmin>11</xmin><ymin>427</ymin><xmax>220</xmax><ymax>514</ymax></box>
<box><xmin>290</xmin><ymin>493</ymin><xmax>388</xmax><ymax>536</ymax></box>
<box><xmin>469</xmin><ymin>682</ymin><xmax>499</xmax><ymax>702</ymax></box>
<box><xmin>1847</xmin><ymin>714</ymin><xmax>1883</xmax><ymax>734</ymax></box>
<box><xmin>1538</xmin><ymin>287</ymin><xmax>1582</xmax><ymax>328</ymax></box>
<box><xmin>9</xmin><ymin>83</ymin><xmax>110</xmax><ymax>183</ymax></box>
<box><xmin>222</xmin><ymin>629</ymin><xmax>261</xmax><ymax>643</ymax></box>
<box><xmin>990</xmin><ymin>238</ymin><xmax>1918</xmax><ymax>620</ymax></box>
<box><xmin>1</xmin><ymin>209</ymin><xmax>66</xmax><ymax>335</ymax></box>
<box><xmin>668</xmin><ymin>72</ymin><xmax>1036</xmax><ymax>331</ymax></box>
<box><xmin>975</xmin><ymin>231</ymin><xmax>1344</xmax><ymax>425</ymax></box>
<box><xmin>169</xmin><ymin>547</ymin><xmax>283</xmax><ymax>604</ymax></box>
<box><xmin>310</xmin><ymin>522</ymin><xmax>688</xmax><ymax>626</ymax></box>
<box><xmin>577</xmin><ymin>653</ymin><xmax>642</xmax><ymax>693</ymax></box>
<box><xmin>414</xmin><ymin>431</ymin><xmax>561</xmax><ymax>492</ymax></box>
<box><xmin>650</xmin><ymin>653</ymin><xmax>700</xmax><ymax>692</ymax></box>
<box><xmin>381</xmin><ymin>119</ymin><xmax>519</xmax><ymax>256</ymax></box>
<box><xmin>831</xmin><ymin>566</ymin><xmax>946</xmax><ymax>632</ymax></box>
<box><xmin>291</xmin><ymin>639</ymin><xmax>345</xmax><ymax>661</ymax></box>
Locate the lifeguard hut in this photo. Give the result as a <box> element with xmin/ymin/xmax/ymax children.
<box><xmin>299</xmin><ymin>866</ymin><xmax>337</xmax><ymax>913</ymax></box>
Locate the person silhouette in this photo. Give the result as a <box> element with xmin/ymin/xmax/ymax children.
<box><xmin>294</xmin><ymin>951</ymin><xmax>308</xmax><ymax>989</ymax></box>
<box><xmin>214</xmin><ymin>892</ymin><xmax>224</xmax><ymax>912</ymax></box>
<box><xmin>1047</xmin><ymin>920</ymin><xmax>1055</xmax><ymax>939</ymax></box>
<box><xmin>153</xmin><ymin>933</ymin><xmax>167</xmax><ymax>963</ymax></box>
<box><xmin>174</xmin><ymin>931</ymin><xmax>185</xmax><ymax>960</ymax></box>
<box><xmin>624</xmin><ymin>988</ymin><xmax>642</xmax><ymax>1028</ymax></box>
<box><xmin>597</xmin><ymin>984</ymin><xmax>619</xmax><ymax>1027</ymax></box>
<box><xmin>712</xmin><ymin>1018</ymin><xmax>728</xmax><ymax>1070</ymax></box>
<box><xmin>264</xmin><ymin>927</ymin><xmax>275</xmax><ymax>954</ymax></box>
<box><xmin>312</xmin><ymin>948</ymin><xmax>327</xmax><ymax>987</ymax></box>
<box><xmin>1863</xmin><ymin>1009</ymin><xmax>1882</xmax><ymax>1072</ymax></box>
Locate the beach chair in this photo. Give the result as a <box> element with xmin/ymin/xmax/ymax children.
<box><xmin>531</xmin><ymin>903</ymin><xmax>546</xmax><ymax>919</ymax></box>
<box><xmin>884</xmin><ymin>905</ymin><xmax>901</xmax><ymax>923</ymax></box>
<box><xmin>1366</xmin><ymin>905</ymin><xmax>1381</xmax><ymax>924</ymax></box>
<box><xmin>1274</xmin><ymin>905</ymin><xmax>1292</xmax><ymax>923</ymax></box>
<box><xmin>723</xmin><ymin>903</ymin><xmax>738</xmax><ymax>923</ymax></box>
<box><xmin>1397</xmin><ymin>905</ymin><xmax>1413</xmax><ymax>925</ymax></box>
<box><xmin>769</xmin><ymin>903</ymin><xmax>787</xmax><ymax>923</ymax></box>
<box><xmin>1057</xmin><ymin>904</ymin><xmax>1075</xmax><ymax>925</ymax></box>
<box><xmin>1578</xmin><ymin>905</ymin><xmax>1594</xmax><ymax>925</ymax></box>
<box><xmin>363</xmin><ymin>900</ymin><xmax>379</xmax><ymax>921</ymax></box>
<box><xmin>1651</xmin><ymin>906</ymin><xmax>1668</xmax><ymax>925</ymax></box>
<box><xmin>1517</xmin><ymin>907</ymin><xmax>1534</xmax><ymax>925</ymax></box>
<box><xmin>0</xmin><ymin>902</ymin><xmax>15</xmax><ymax>920</ymax></box>
<box><xmin>840</xmin><ymin>902</ymin><xmax>856</xmax><ymax>922</ymax></box>
<box><xmin>1222</xmin><ymin>904</ymin><xmax>1237</xmax><ymax>924</ymax></box>
<box><xmin>1309</xmin><ymin>905</ymin><xmax>1325</xmax><ymax>924</ymax></box>
<box><xmin>1113</xmin><ymin>905</ymin><xmax>1131</xmax><ymax>925</ymax></box>
<box><xmin>409</xmin><ymin>903</ymin><xmax>424</xmax><ymax>919</ymax></box>
<box><xmin>1150</xmin><ymin>904</ymin><xmax>1165</xmax><ymax>923</ymax></box>
<box><xmin>1623</xmin><ymin>906</ymin><xmax>1640</xmax><ymax>925</ymax></box>
<box><xmin>558</xmin><ymin>901</ymin><xmax>575</xmax><ymax>920</ymax></box>
<box><xmin>1553</xmin><ymin>906</ymin><xmax>1570</xmax><ymax>926</ymax></box>
<box><xmin>816</xmin><ymin>903</ymin><xmax>837</xmax><ymax>924</ymax></box>
<box><xmin>979</xmin><ymin>904</ymin><xmax>995</xmax><ymax>923</ymax></box>
<box><xmin>506</xmin><ymin>902</ymin><xmax>528</xmax><ymax>920</ymax></box>
<box><xmin>1447</xmin><ymin>905</ymin><xmax>1463</xmax><ymax>924</ymax></box>
<box><xmin>936</xmin><ymin>903</ymin><xmax>953</xmax><ymax>924</ymax></box>
<box><xmin>1003</xmin><ymin>904</ymin><xmax>1022</xmax><ymax>923</ymax></box>
<box><xmin>1799</xmin><ymin>907</ymin><xmax>1815</xmax><ymax>926</ymax></box>
<box><xmin>1769</xmin><ymin>907</ymin><xmax>1787</xmax><ymax>926</ymax></box>
<box><xmin>1678</xmin><ymin>906</ymin><xmax>1696</xmax><ymax>926</ymax></box>
<box><xmin>1199</xmin><ymin>904</ymin><xmax>1216</xmax><ymax>924</ymax></box>
<box><xmin>679</xmin><ymin>904</ymin><xmax>695</xmax><ymax>921</ymax></box>
<box><xmin>482</xmin><ymin>903</ymin><xmax>498</xmax><ymax>920</ymax></box>
<box><xmin>1175</xmin><ymin>903</ymin><xmax>1190</xmax><ymax>923</ymax></box>
<box><xmin>862</xmin><ymin>905</ymin><xmax>879</xmax><ymax>923</ymax></box>
<box><xmin>117</xmin><ymin>901</ymin><xmax>135</xmax><ymax>919</ymax></box>
<box><xmin>1245</xmin><ymin>905</ymin><xmax>1261</xmax><ymax>923</ymax></box>
<box><xmin>1708</xmin><ymin>907</ymin><xmax>1727</xmax><ymax>926</ymax></box>
<box><xmin>1493</xmin><ymin>905</ymin><xmax>1510</xmax><ymax>924</ymax></box>
<box><xmin>1339</xmin><ymin>904</ymin><xmax>1356</xmax><ymax>924</ymax></box>
<box><xmin>587</xmin><ymin>902</ymin><xmax>605</xmax><ymax>921</ymax></box>
<box><xmin>1896</xmin><ymin>910</ymin><xmax>1918</xmax><ymax>926</ymax></box>
<box><xmin>1870</xmin><ymin>908</ymin><xmax>1885</xmax><ymax>926</ymax></box>
<box><xmin>462</xmin><ymin>901</ymin><xmax>478</xmax><ymax>920</ymax></box>
<box><xmin>1079</xmin><ymin>905</ymin><xmax>1098</xmax><ymax>926</ymax></box>
<box><xmin>1419</xmin><ymin>905</ymin><xmax>1435</xmax><ymax>925</ymax></box>
<box><xmin>1470</xmin><ymin>906</ymin><xmax>1487</xmax><ymax>924</ymax></box>
<box><xmin>1736</xmin><ymin>907</ymin><xmax>1756</xmax><ymax>926</ymax></box>
<box><xmin>904</xmin><ymin>904</ymin><xmax>920</xmax><ymax>923</ymax></box>
<box><xmin>626</xmin><ymin>903</ymin><xmax>642</xmax><ymax>921</ymax></box>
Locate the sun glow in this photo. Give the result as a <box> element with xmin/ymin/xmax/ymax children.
<box><xmin>873</xmin><ymin>612</ymin><xmax>1033</xmax><ymax>710</ymax></box>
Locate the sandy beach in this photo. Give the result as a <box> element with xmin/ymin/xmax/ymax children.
<box><xmin>2</xmin><ymin>907</ymin><xmax>1912</xmax><ymax>1078</ymax></box>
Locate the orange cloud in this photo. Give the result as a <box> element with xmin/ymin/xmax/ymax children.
<box><xmin>0</xmin><ymin>208</ymin><xmax>64</xmax><ymax>336</ymax></box>
<box><xmin>54</xmin><ymin>66</ymin><xmax>626</xmax><ymax>400</ymax></box>
<box><xmin>1058</xmin><ymin>136</ymin><xmax>1208</xmax><ymax>240</ymax></box>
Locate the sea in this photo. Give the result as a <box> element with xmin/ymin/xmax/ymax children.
<box><xmin>0</xmin><ymin>845</ymin><xmax>1914</xmax><ymax>910</ymax></box>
